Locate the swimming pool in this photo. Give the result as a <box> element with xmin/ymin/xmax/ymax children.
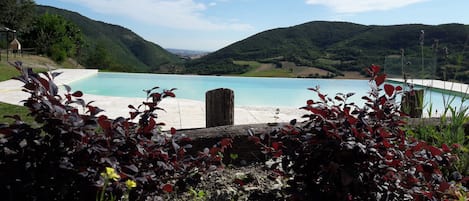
<box><xmin>69</xmin><ymin>72</ymin><xmax>467</xmax><ymax>114</ymax></box>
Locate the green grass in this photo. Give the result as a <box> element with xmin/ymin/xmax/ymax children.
<box><xmin>0</xmin><ymin>102</ymin><xmax>36</xmax><ymax>124</ymax></box>
<box><xmin>0</xmin><ymin>62</ymin><xmax>21</xmax><ymax>81</ymax></box>
<box><xmin>241</xmin><ymin>68</ymin><xmax>294</xmax><ymax>77</ymax></box>
<box><xmin>0</xmin><ymin>61</ymin><xmax>42</xmax><ymax>125</ymax></box>
<box><xmin>233</xmin><ymin>60</ymin><xmax>262</xmax><ymax>68</ymax></box>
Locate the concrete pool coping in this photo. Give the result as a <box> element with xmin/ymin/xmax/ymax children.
<box><xmin>0</xmin><ymin>68</ymin><xmax>305</xmax><ymax>129</ymax></box>
<box><xmin>387</xmin><ymin>78</ymin><xmax>469</xmax><ymax>96</ymax></box>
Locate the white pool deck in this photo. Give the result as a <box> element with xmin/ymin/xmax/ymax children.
<box><xmin>0</xmin><ymin>69</ymin><xmax>305</xmax><ymax>130</ymax></box>
<box><xmin>387</xmin><ymin>78</ymin><xmax>469</xmax><ymax>95</ymax></box>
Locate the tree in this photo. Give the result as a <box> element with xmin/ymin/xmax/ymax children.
<box><xmin>27</xmin><ymin>13</ymin><xmax>83</xmax><ymax>62</ymax></box>
<box><xmin>86</xmin><ymin>42</ymin><xmax>112</xmax><ymax>69</ymax></box>
<box><xmin>0</xmin><ymin>0</ymin><xmax>36</xmax><ymax>32</ymax></box>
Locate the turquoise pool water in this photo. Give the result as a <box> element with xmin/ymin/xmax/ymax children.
<box><xmin>69</xmin><ymin>72</ymin><xmax>467</xmax><ymax>113</ymax></box>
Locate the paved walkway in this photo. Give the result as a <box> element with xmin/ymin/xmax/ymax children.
<box><xmin>0</xmin><ymin>69</ymin><xmax>305</xmax><ymax>129</ymax></box>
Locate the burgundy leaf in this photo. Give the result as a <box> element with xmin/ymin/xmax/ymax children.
<box><xmin>384</xmin><ymin>84</ymin><xmax>395</xmax><ymax>97</ymax></box>
<box><xmin>170</xmin><ymin>127</ymin><xmax>177</xmax><ymax>135</ymax></box>
<box><xmin>234</xmin><ymin>178</ymin><xmax>245</xmax><ymax>186</ymax></box>
<box><xmin>362</xmin><ymin>96</ymin><xmax>372</xmax><ymax>102</ymax></box>
<box><xmin>151</xmin><ymin>93</ymin><xmax>162</xmax><ymax>102</ymax></box>
<box><xmin>162</xmin><ymin>184</ymin><xmax>173</xmax><ymax>193</ymax></box>
<box><xmin>209</xmin><ymin>147</ymin><xmax>221</xmax><ymax>156</ymax></box>
<box><xmin>248</xmin><ymin>136</ymin><xmax>261</xmax><ymax>144</ymax></box>
<box><xmin>72</xmin><ymin>91</ymin><xmax>83</xmax><ymax>97</ymax></box>
<box><xmin>382</xmin><ymin>140</ymin><xmax>391</xmax><ymax>148</ymax></box>
<box><xmin>143</xmin><ymin>102</ymin><xmax>157</xmax><ymax>108</ymax></box>
<box><xmin>334</xmin><ymin>95</ymin><xmax>344</xmax><ymax>101</ymax></box>
<box><xmin>220</xmin><ymin>138</ymin><xmax>232</xmax><ymax>148</ymax></box>
<box><xmin>163</xmin><ymin>91</ymin><xmax>176</xmax><ymax>98</ymax></box>
<box><xmin>318</xmin><ymin>93</ymin><xmax>326</xmax><ymax>102</ymax></box>
<box><xmin>438</xmin><ymin>182</ymin><xmax>450</xmax><ymax>192</ymax></box>
<box><xmin>129</xmin><ymin>111</ymin><xmax>140</xmax><ymax>120</ymax></box>
<box><xmin>370</xmin><ymin>64</ymin><xmax>381</xmax><ymax>74</ymax></box>
<box><xmin>273</xmin><ymin>150</ymin><xmax>283</xmax><ymax>158</ymax></box>
<box><xmin>347</xmin><ymin>116</ymin><xmax>358</xmax><ymax>125</ymax></box>
<box><xmin>441</xmin><ymin>144</ymin><xmax>451</xmax><ymax>152</ymax></box>
<box><xmin>375</xmin><ymin>74</ymin><xmax>386</xmax><ymax>86</ymax></box>
<box><xmin>97</xmin><ymin>115</ymin><xmax>111</xmax><ymax>130</ymax></box>
<box><xmin>308</xmin><ymin>87</ymin><xmax>318</xmax><ymax>91</ymax></box>
<box><xmin>452</xmin><ymin>143</ymin><xmax>461</xmax><ymax>149</ymax></box>
<box><xmin>308</xmin><ymin>108</ymin><xmax>328</xmax><ymax>118</ymax></box>
<box><xmin>428</xmin><ymin>146</ymin><xmax>443</xmax><ymax>156</ymax></box>
<box><xmin>272</xmin><ymin>142</ymin><xmax>282</xmax><ymax>151</ymax></box>
<box><xmin>143</xmin><ymin>118</ymin><xmax>156</xmax><ymax>133</ymax></box>
<box><xmin>379</xmin><ymin>96</ymin><xmax>387</xmax><ymax>105</ymax></box>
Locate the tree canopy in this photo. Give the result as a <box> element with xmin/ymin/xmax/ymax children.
<box><xmin>0</xmin><ymin>0</ymin><xmax>36</xmax><ymax>32</ymax></box>
<box><xmin>25</xmin><ymin>13</ymin><xmax>83</xmax><ymax>62</ymax></box>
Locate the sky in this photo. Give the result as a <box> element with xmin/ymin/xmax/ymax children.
<box><xmin>35</xmin><ymin>0</ymin><xmax>469</xmax><ymax>51</ymax></box>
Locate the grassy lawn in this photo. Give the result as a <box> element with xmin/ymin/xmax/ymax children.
<box><xmin>0</xmin><ymin>102</ymin><xmax>35</xmax><ymax>124</ymax></box>
<box><xmin>0</xmin><ymin>63</ymin><xmax>34</xmax><ymax>124</ymax></box>
<box><xmin>0</xmin><ymin>62</ymin><xmax>22</xmax><ymax>81</ymax></box>
<box><xmin>0</xmin><ymin>57</ymin><xmax>46</xmax><ymax>125</ymax></box>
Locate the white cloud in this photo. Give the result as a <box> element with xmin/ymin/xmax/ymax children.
<box><xmin>305</xmin><ymin>0</ymin><xmax>428</xmax><ymax>13</ymax></box>
<box><xmin>61</xmin><ymin>0</ymin><xmax>252</xmax><ymax>31</ymax></box>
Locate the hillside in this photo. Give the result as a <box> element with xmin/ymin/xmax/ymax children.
<box><xmin>35</xmin><ymin>5</ymin><xmax>181</xmax><ymax>72</ymax></box>
<box><xmin>186</xmin><ymin>21</ymin><xmax>469</xmax><ymax>82</ymax></box>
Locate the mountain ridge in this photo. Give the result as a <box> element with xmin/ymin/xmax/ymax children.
<box><xmin>186</xmin><ymin>21</ymin><xmax>469</xmax><ymax>82</ymax></box>
<box><xmin>35</xmin><ymin>5</ymin><xmax>181</xmax><ymax>72</ymax></box>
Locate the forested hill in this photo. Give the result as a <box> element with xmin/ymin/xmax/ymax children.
<box><xmin>36</xmin><ymin>5</ymin><xmax>181</xmax><ymax>72</ymax></box>
<box><xmin>186</xmin><ymin>21</ymin><xmax>469</xmax><ymax>82</ymax></box>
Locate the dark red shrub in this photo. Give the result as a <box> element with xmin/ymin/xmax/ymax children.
<box><xmin>0</xmin><ymin>61</ymin><xmax>232</xmax><ymax>201</ymax></box>
<box><xmin>251</xmin><ymin>64</ymin><xmax>462</xmax><ymax>201</ymax></box>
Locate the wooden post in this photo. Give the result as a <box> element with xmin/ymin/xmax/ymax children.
<box><xmin>401</xmin><ymin>89</ymin><xmax>424</xmax><ymax>118</ymax></box>
<box><xmin>206</xmin><ymin>88</ymin><xmax>234</xmax><ymax>128</ymax></box>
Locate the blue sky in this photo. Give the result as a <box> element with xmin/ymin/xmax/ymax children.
<box><xmin>35</xmin><ymin>0</ymin><xmax>469</xmax><ymax>51</ymax></box>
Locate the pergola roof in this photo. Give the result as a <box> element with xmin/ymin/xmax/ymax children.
<box><xmin>0</xmin><ymin>27</ymin><xmax>15</xmax><ymax>32</ymax></box>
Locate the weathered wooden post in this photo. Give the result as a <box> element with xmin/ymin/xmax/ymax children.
<box><xmin>401</xmin><ymin>89</ymin><xmax>424</xmax><ymax>118</ymax></box>
<box><xmin>206</xmin><ymin>88</ymin><xmax>234</xmax><ymax>128</ymax></box>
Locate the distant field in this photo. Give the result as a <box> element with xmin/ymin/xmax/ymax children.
<box><xmin>235</xmin><ymin>60</ymin><xmax>360</xmax><ymax>78</ymax></box>
<box><xmin>233</xmin><ymin>60</ymin><xmax>262</xmax><ymax>68</ymax></box>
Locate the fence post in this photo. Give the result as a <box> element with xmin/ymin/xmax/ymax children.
<box><xmin>401</xmin><ymin>89</ymin><xmax>424</xmax><ymax>118</ymax></box>
<box><xmin>206</xmin><ymin>88</ymin><xmax>234</xmax><ymax>128</ymax></box>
